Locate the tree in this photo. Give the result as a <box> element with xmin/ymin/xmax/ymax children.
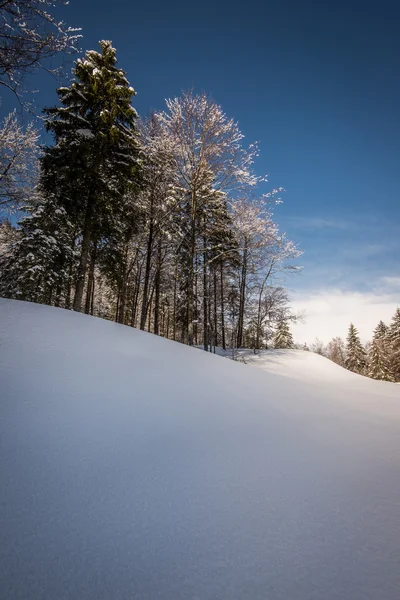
<box><xmin>374</xmin><ymin>320</ymin><xmax>388</xmax><ymax>340</ymax></box>
<box><xmin>0</xmin><ymin>0</ymin><xmax>80</xmax><ymax>105</ymax></box>
<box><xmin>0</xmin><ymin>192</ymin><xmax>75</xmax><ymax>305</ymax></box>
<box><xmin>368</xmin><ymin>339</ymin><xmax>395</xmax><ymax>382</ymax></box>
<box><xmin>345</xmin><ymin>323</ymin><xmax>367</xmax><ymax>374</ymax></box>
<box><xmin>387</xmin><ymin>308</ymin><xmax>400</xmax><ymax>381</ymax></box>
<box><xmin>0</xmin><ymin>109</ymin><xmax>38</xmax><ymax>212</ymax></box>
<box><xmin>274</xmin><ymin>320</ymin><xmax>294</xmax><ymax>349</ymax></box>
<box><xmin>157</xmin><ymin>91</ymin><xmax>261</xmax><ymax>345</ymax></box>
<box><xmin>310</xmin><ymin>338</ymin><xmax>326</xmax><ymax>356</ymax></box>
<box><xmin>326</xmin><ymin>337</ymin><xmax>346</xmax><ymax>366</ymax></box>
<box><xmin>41</xmin><ymin>40</ymin><xmax>142</xmax><ymax>312</ymax></box>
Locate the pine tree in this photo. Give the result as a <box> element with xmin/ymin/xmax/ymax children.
<box><xmin>41</xmin><ymin>40</ymin><xmax>142</xmax><ymax>312</ymax></box>
<box><xmin>368</xmin><ymin>339</ymin><xmax>395</xmax><ymax>382</ymax></box>
<box><xmin>345</xmin><ymin>323</ymin><xmax>367</xmax><ymax>374</ymax></box>
<box><xmin>374</xmin><ymin>320</ymin><xmax>388</xmax><ymax>340</ymax></box>
<box><xmin>274</xmin><ymin>320</ymin><xmax>294</xmax><ymax>349</ymax></box>
<box><xmin>387</xmin><ymin>308</ymin><xmax>400</xmax><ymax>381</ymax></box>
<box><xmin>0</xmin><ymin>193</ymin><xmax>75</xmax><ymax>305</ymax></box>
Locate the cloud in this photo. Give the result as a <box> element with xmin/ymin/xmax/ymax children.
<box><xmin>290</xmin><ymin>287</ymin><xmax>399</xmax><ymax>344</ymax></box>
<box><xmin>282</xmin><ymin>216</ymin><xmax>350</xmax><ymax>231</ymax></box>
<box><xmin>379</xmin><ymin>276</ymin><xmax>400</xmax><ymax>289</ymax></box>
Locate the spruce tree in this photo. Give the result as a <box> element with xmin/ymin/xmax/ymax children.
<box><xmin>42</xmin><ymin>40</ymin><xmax>142</xmax><ymax>312</ymax></box>
<box><xmin>387</xmin><ymin>308</ymin><xmax>400</xmax><ymax>381</ymax></box>
<box><xmin>368</xmin><ymin>340</ymin><xmax>395</xmax><ymax>381</ymax></box>
<box><xmin>345</xmin><ymin>323</ymin><xmax>367</xmax><ymax>374</ymax></box>
<box><xmin>367</xmin><ymin>320</ymin><xmax>394</xmax><ymax>381</ymax></box>
<box><xmin>0</xmin><ymin>194</ymin><xmax>75</xmax><ymax>305</ymax></box>
<box><xmin>374</xmin><ymin>320</ymin><xmax>388</xmax><ymax>340</ymax></box>
<box><xmin>274</xmin><ymin>320</ymin><xmax>294</xmax><ymax>349</ymax></box>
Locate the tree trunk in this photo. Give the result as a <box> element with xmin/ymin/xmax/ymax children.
<box><xmin>147</xmin><ymin>283</ymin><xmax>155</xmax><ymax>332</ymax></box>
<box><xmin>84</xmin><ymin>242</ymin><xmax>97</xmax><ymax>315</ymax></box>
<box><xmin>220</xmin><ymin>262</ymin><xmax>226</xmax><ymax>351</ymax></box>
<box><xmin>117</xmin><ymin>243</ymin><xmax>130</xmax><ymax>325</ymax></box>
<box><xmin>187</xmin><ymin>192</ymin><xmax>196</xmax><ymax>346</ymax></box>
<box><xmin>140</xmin><ymin>206</ymin><xmax>154</xmax><ymax>330</ymax></box>
<box><xmin>236</xmin><ymin>241</ymin><xmax>248</xmax><ymax>348</ymax></box>
<box><xmin>213</xmin><ymin>268</ymin><xmax>218</xmax><ymax>349</ymax></box>
<box><xmin>130</xmin><ymin>263</ymin><xmax>142</xmax><ymax>327</ymax></box>
<box><xmin>203</xmin><ymin>235</ymin><xmax>208</xmax><ymax>351</ymax></box>
<box><xmin>73</xmin><ymin>222</ymin><xmax>92</xmax><ymax>312</ymax></box>
<box><xmin>153</xmin><ymin>237</ymin><xmax>162</xmax><ymax>335</ymax></box>
<box><xmin>173</xmin><ymin>259</ymin><xmax>178</xmax><ymax>341</ymax></box>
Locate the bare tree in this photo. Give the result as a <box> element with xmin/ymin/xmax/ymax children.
<box><xmin>0</xmin><ymin>0</ymin><xmax>81</xmax><ymax>106</ymax></box>
<box><xmin>230</xmin><ymin>195</ymin><xmax>302</xmax><ymax>348</ymax></box>
<box><xmin>326</xmin><ymin>336</ymin><xmax>346</xmax><ymax>366</ymax></box>
<box><xmin>0</xmin><ymin>108</ymin><xmax>38</xmax><ymax>212</ymax></box>
<box><xmin>158</xmin><ymin>91</ymin><xmax>261</xmax><ymax>345</ymax></box>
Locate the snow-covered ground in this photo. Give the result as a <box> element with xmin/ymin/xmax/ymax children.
<box><xmin>215</xmin><ymin>346</ymin><xmax>400</xmax><ymax>392</ymax></box>
<box><xmin>1</xmin><ymin>299</ymin><xmax>400</xmax><ymax>600</ymax></box>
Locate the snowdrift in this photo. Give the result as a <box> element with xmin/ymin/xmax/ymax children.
<box><xmin>1</xmin><ymin>299</ymin><xmax>399</xmax><ymax>600</ymax></box>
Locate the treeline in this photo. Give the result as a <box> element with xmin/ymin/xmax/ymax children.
<box><xmin>0</xmin><ymin>37</ymin><xmax>301</xmax><ymax>350</ymax></box>
<box><xmin>307</xmin><ymin>312</ymin><xmax>400</xmax><ymax>382</ymax></box>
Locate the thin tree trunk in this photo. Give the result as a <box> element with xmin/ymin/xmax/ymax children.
<box><xmin>153</xmin><ymin>237</ymin><xmax>162</xmax><ymax>335</ymax></box>
<box><xmin>166</xmin><ymin>304</ymin><xmax>170</xmax><ymax>339</ymax></box>
<box><xmin>236</xmin><ymin>240</ymin><xmax>248</xmax><ymax>348</ymax></box>
<box><xmin>213</xmin><ymin>268</ymin><xmax>218</xmax><ymax>349</ymax></box>
<box><xmin>173</xmin><ymin>259</ymin><xmax>178</xmax><ymax>341</ymax></box>
<box><xmin>203</xmin><ymin>235</ymin><xmax>208</xmax><ymax>351</ymax></box>
<box><xmin>147</xmin><ymin>283</ymin><xmax>155</xmax><ymax>332</ymax></box>
<box><xmin>131</xmin><ymin>263</ymin><xmax>142</xmax><ymax>327</ymax></box>
<box><xmin>140</xmin><ymin>206</ymin><xmax>154</xmax><ymax>330</ymax></box>
<box><xmin>90</xmin><ymin>274</ymin><xmax>95</xmax><ymax>316</ymax></box>
<box><xmin>115</xmin><ymin>293</ymin><xmax>120</xmax><ymax>323</ymax></box>
<box><xmin>118</xmin><ymin>243</ymin><xmax>130</xmax><ymax>325</ymax></box>
<box><xmin>73</xmin><ymin>221</ymin><xmax>92</xmax><ymax>312</ymax></box>
<box><xmin>187</xmin><ymin>192</ymin><xmax>196</xmax><ymax>346</ymax></box>
<box><xmin>220</xmin><ymin>262</ymin><xmax>226</xmax><ymax>351</ymax></box>
<box><xmin>194</xmin><ymin>252</ymin><xmax>198</xmax><ymax>345</ymax></box>
<box><xmin>84</xmin><ymin>242</ymin><xmax>97</xmax><ymax>315</ymax></box>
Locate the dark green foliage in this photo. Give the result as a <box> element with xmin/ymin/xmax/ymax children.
<box><xmin>41</xmin><ymin>40</ymin><xmax>142</xmax><ymax>311</ymax></box>
<box><xmin>345</xmin><ymin>323</ymin><xmax>367</xmax><ymax>374</ymax></box>
<box><xmin>0</xmin><ymin>194</ymin><xmax>75</xmax><ymax>305</ymax></box>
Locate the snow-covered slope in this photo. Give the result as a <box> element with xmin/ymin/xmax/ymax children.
<box><xmin>1</xmin><ymin>299</ymin><xmax>399</xmax><ymax>600</ymax></box>
<box><xmin>215</xmin><ymin>346</ymin><xmax>397</xmax><ymax>388</ymax></box>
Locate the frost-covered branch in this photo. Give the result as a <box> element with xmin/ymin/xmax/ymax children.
<box><xmin>0</xmin><ymin>0</ymin><xmax>81</xmax><ymax>106</ymax></box>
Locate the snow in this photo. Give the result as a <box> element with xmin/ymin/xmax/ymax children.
<box><xmin>1</xmin><ymin>299</ymin><xmax>400</xmax><ymax>600</ymax></box>
<box><xmin>76</xmin><ymin>128</ymin><xmax>94</xmax><ymax>139</ymax></box>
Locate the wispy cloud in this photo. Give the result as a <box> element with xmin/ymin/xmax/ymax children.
<box><xmin>290</xmin><ymin>286</ymin><xmax>399</xmax><ymax>344</ymax></box>
<box><xmin>379</xmin><ymin>276</ymin><xmax>400</xmax><ymax>289</ymax></box>
<box><xmin>282</xmin><ymin>216</ymin><xmax>350</xmax><ymax>231</ymax></box>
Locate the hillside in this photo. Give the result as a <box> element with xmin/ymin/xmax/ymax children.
<box><xmin>1</xmin><ymin>299</ymin><xmax>400</xmax><ymax>600</ymax></box>
<box><xmin>215</xmin><ymin>346</ymin><xmax>398</xmax><ymax>389</ymax></box>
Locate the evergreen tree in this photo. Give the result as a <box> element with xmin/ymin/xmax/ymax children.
<box><xmin>368</xmin><ymin>339</ymin><xmax>395</xmax><ymax>382</ymax></box>
<box><xmin>374</xmin><ymin>320</ymin><xmax>388</xmax><ymax>340</ymax></box>
<box><xmin>41</xmin><ymin>40</ymin><xmax>142</xmax><ymax>312</ymax></box>
<box><xmin>345</xmin><ymin>323</ymin><xmax>367</xmax><ymax>374</ymax></box>
<box><xmin>387</xmin><ymin>308</ymin><xmax>400</xmax><ymax>381</ymax></box>
<box><xmin>0</xmin><ymin>194</ymin><xmax>75</xmax><ymax>305</ymax></box>
<box><xmin>274</xmin><ymin>320</ymin><xmax>294</xmax><ymax>349</ymax></box>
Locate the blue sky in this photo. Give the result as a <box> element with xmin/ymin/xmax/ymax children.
<box><xmin>3</xmin><ymin>0</ymin><xmax>399</xmax><ymax>341</ymax></box>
